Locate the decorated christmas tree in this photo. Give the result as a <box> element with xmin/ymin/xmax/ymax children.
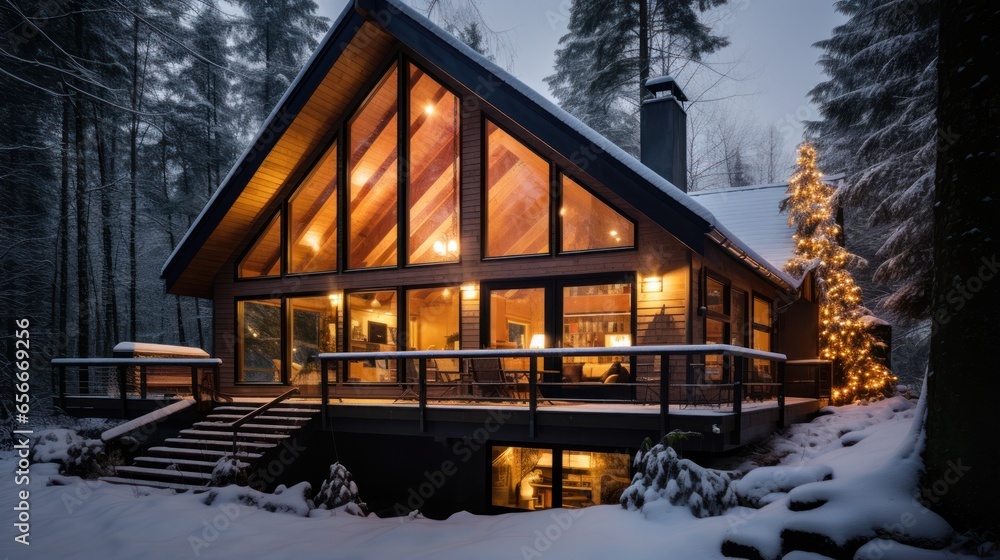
<box><xmin>784</xmin><ymin>143</ymin><xmax>894</xmax><ymax>402</ymax></box>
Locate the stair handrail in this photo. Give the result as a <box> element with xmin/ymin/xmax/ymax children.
<box><xmin>227</xmin><ymin>388</ymin><xmax>299</xmax><ymax>456</ymax></box>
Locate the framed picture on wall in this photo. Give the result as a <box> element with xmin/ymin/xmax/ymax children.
<box><xmin>368</xmin><ymin>321</ymin><xmax>388</xmax><ymax>344</ymax></box>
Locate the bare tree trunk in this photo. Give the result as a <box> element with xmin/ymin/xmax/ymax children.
<box><xmin>58</xmin><ymin>96</ymin><xmax>70</xmax><ymax>336</ymax></box>
<box><xmin>95</xmin><ymin>109</ymin><xmax>120</xmax><ymax>347</ymax></box>
<box><xmin>638</xmin><ymin>0</ymin><xmax>649</xmax><ymax>99</ymax></box>
<box><xmin>73</xmin><ymin>12</ymin><xmax>90</xmax><ymax>358</ymax></box>
<box><xmin>924</xmin><ymin>0</ymin><xmax>1000</xmax><ymax>535</ymax></box>
<box><xmin>159</xmin><ymin>139</ymin><xmax>186</xmax><ymax>345</ymax></box>
<box><xmin>128</xmin><ymin>15</ymin><xmax>140</xmax><ymax>341</ymax></box>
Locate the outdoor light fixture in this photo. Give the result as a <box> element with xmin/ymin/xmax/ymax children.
<box><xmin>328</xmin><ymin>293</ymin><xmax>342</xmax><ymax>307</ymax></box>
<box><xmin>529</xmin><ymin>334</ymin><xmax>546</xmax><ymax>349</ymax></box>
<box><xmin>642</xmin><ymin>275</ymin><xmax>663</xmax><ymax>293</ymax></box>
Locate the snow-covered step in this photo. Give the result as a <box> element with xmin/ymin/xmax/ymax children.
<box><xmin>204</xmin><ymin>413</ymin><xmax>313</xmax><ymax>426</ymax></box>
<box><xmin>211</xmin><ymin>405</ymin><xmax>319</xmax><ymax>417</ymax></box>
<box><xmin>163</xmin><ymin>438</ymin><xmax>277</xmax><ymax>451</ymax></box>
<box><xmin>114</xmin><ymin>466</ymin><xmax>213</xmax><ymax>485</ymax></box>
<box><xmin>146</xmin><ymin>446</ymin><xmax>263</xmax><ymax>461</ymax></box>
<box><xmin>193</xmin><ymin>421</ymin><xmax>302</xmax><ymax>433</ymax></box>
<box><xmin>134</xmin><ymin>456</ymin><xmax>248</xmax><ymax>473</ymax></box>
<box><xmin>100</xmin><ymin>476</ymin><xmax>210</xmax><ymax>493</ymax></box>
<box><xmin>178</xmin><ymin>429</ymin><xmax>290</xmax><ymax>443</ymax></box>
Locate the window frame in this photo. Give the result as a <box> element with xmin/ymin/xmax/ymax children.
<box><xmin>235</xmin><ymin>295</ymin><xmax>287</xmax><ymax>385</ymax></box>
<box><xmin>236</xmin><ymin>210</ymin><xmax>283</xmax><ymax>281</ymax></box>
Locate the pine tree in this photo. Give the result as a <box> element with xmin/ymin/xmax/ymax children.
<box><xmin>231</xmin><ymin>0</ymin><xmax>328</xmax><ymax>126</ymax></box>
<box><xmin>545</xmin><ymin>0</ymin><xmax>729</xmax><ymax>156</ymax></box>
<box><xmin>784</xmin><ymin>143</ymin><xmax>894</xmax><ymax>403</ymax></box>
<box><xmin>807</xmin><ymin>0</ymin><xmax>938</xmax><ymax>323</ymax></box>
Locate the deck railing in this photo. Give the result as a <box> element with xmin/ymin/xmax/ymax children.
<box><xmin>51</xmin><ymin>357</ymin><xmax>222</xmax><ymax>418</ymax></box>
<box><xmin>317</xmin><ymin>344</ymin><xmax>786</xmax><ymax>441</ymax></box>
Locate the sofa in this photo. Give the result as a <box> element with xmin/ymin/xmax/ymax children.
<box><xmin>539</xmin><ymin>361</ymin><xmax>635</xmax><ymax>400</ymax></box>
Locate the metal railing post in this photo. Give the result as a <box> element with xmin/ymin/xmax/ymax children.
<box><xmin>732</xmin><ymin>355</ymin><xmax>743</xmax><ymax>446</ymax></box>
<box><xmin>191</xmin><ymin>366</ymin><xmax>200</xmax><ymax>402</ymax></box>
<box><xmin>320</xmin><ymin>359</ymin><xmax>329</xmax><ymax>428</ymax></box>
<box><xmin>529</xmin><ymin>357</ymin><xmax>537</xmax><ymax>438</ymax></box>
<box><xmin>777</xmin><ymin>360</ymin><xmax>786</xmax><ymax>429</ymax></box>
<box><xmin>139</xmin><ymin>364</ymin><xmax>148</xmax><ymax>400</ymax></box>
<box><xmin>659</xmin><ymin>353</ymin><xmax>669</xmax><ymax>438</ymax></box>
<box><xmin>418</xmin><ymin>358</ymin><xmax>427</xmax><ymax>432</ymax></box>
<box><xmin>117</xmin><ymin>364</ymin><xmax>129</xmax><ymax>419</ymax></box>
<box><xmin>59</xmin><ymin>364</ymin><xmax>67</xmax><ymax>411</ymax></box>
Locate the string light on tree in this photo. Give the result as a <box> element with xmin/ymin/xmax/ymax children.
<box><xmin>783</xmin><ymin>142</ymin><xmax>894</xmax><ymax>403</ymax></box>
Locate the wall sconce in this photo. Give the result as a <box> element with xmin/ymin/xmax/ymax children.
<box><xmin>328</xmin><ymin>293</ymin><xmax>342</xmax><ymax>307</ymax></box>
<box><xmin>460</xmin><ymin>283</ymin><xmax>478</xmax><ymax>300</ymax></box>
<box><xmin>433</xmin><ymin>238</ymin><xmax>460</xmax><ymax>257</ymax></box>
<box><xmin>642</xmin><ymin>275</ymin><xmax>663</xmax><ymax>293</ymax></box>
<box><xmin>528</xmin><ymin>334</ymin><xmax>546</xmax><ymax>349</ymax></box>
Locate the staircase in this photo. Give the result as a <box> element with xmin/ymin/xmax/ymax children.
<box><xmin>102</xmin><ymin>401</ymin><xmax>321</xmax><ymax>492</ymax></box>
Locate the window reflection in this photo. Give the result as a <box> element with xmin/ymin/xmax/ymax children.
<box><xmin>289</xmin><ymin>295</ymin><xmax>339</xmax><ymax>396</ymax></box>
<box><xmin>240</xmin><ymin>299</ymin><xmax>281</xmax><ymax>382</ymax></box>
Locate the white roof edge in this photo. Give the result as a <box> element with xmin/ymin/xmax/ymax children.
<box><xmin>710</xmin><ymin>224</ymin><xmax>802</xmax><ymax>291</ymax></box>
<box><xmin>161</xmin><ymin>12</ymin><xmax>349</xmax><ymax>278</ymax></box>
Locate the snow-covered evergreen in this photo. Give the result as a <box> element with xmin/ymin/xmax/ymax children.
<box><xmin>807</xmin><ymin>0</ymin><xmax>938</xmax><ymax>324</ymax></box>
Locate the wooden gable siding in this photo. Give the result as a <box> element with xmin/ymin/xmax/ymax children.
<box><xmin>170</xmin><ymin>22</ymin><xmax>397</xmax><ymax>297</ymax></box>
<box><xmin>210</xmin><ymin>79</ymin><xmax>692</xmax><ymax>394</ymax></box>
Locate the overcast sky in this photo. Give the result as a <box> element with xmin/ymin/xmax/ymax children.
<box><xmin>316</xmin><ymin>0</ymin><xmax>845</xmax><ymax>156</ymax></box>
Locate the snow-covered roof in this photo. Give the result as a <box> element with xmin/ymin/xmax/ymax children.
<box><xmin>690</xmin><ymin>183</ymin><xmax>797</xmax><ymax>274</ymax></box>
<box><xmin>112</xmin><ymin>342</ymin><xmax>210</xmax><ymax>358</ymax></box>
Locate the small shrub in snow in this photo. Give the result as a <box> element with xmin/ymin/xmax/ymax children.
<box><xmin>203</xmin><ymin>482</ymin><xmax>313</xmax><ymax>516</ymax></box>
<box><xmin>30</xmin><ymin>429</ymin><xmax>114</xmax><ymax>478</ymax></box>
<box><xmin>211</xmin><ymin>456</ymin><xmax>249</xmax><ymax>487</ymax></box>
<box><xmin>621</xmin><ymin>436</ymin><xmax>737</xmax><ymax>518</ymax></box>
<box><xmin>312</xmin><ymin>462</ymin><xmax>366</xmax><ymax>515</ymax></box>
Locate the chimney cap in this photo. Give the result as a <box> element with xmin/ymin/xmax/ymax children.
<box><xmin>644</xmin><ymin>76</ymin><xmax>688</xmax><ymax>102</ymax></box>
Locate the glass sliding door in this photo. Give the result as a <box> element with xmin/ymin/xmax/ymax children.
<box><xmin>346</xmin><ymin>290</ymin><xmax>399</xmax><ymax>382</ymax></box>
<box><xmin>289</xmin><ymin>295</ymin><xmax>339</xmax><ymax>396</ymax></box>
<box><xmin>406</xmin><ymin>286</ymin><xmax>461</xmax><ymax>380</ymax></box>
<box><xmin>561</xmin><ymin>283</ymin><xmax>632</xmax><ymax>385</ymax></box>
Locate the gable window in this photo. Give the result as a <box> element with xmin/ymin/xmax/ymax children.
<box><xmin>239</xmin><ymin>212</ymin><xmax>281</xmax><ymax>278</ymax></box>
<box><xmin>348</xmin><ymin>64</ymin><xmax>400</xmax><ymax>269</ymax></box>
<box><xmin>408</xmin><ymin>64</ymin><xmax>460</xmax><ymax>264</ymax></box>
<box><xmin>485</xmin><ymin>120</ymin><xmax>550</xmax><ymax>257</ymax></box>
<box><xmin>559</xmin><ymin>175</ymin><xmax>634</xmax><ymax>252</ymax></box>
<box><xmin>289</xmin><ymin>141</ymin><xmax>338</xmax><ymax>274</ymax></box>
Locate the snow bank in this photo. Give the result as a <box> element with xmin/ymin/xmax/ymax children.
<box><xmin>731</xmin><ymin>464</ymin><xmax>833</xmax><ymax>507</ymax></box>
<box><xmin>203</xmin><ymin>482</ymin><xmax>313</xmax><ymax>517</ymax></box>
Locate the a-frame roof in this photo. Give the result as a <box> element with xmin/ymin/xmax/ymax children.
<box><xmin>162</xmin><ymin>0</ymin><xmax>798</xmax><ymax>297</ymax></box>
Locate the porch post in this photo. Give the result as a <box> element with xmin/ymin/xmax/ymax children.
<box><xmin>58</xmin><ymin>364</ymin><xmax>67</xmax><ymax>411</ymax></box>
<box><xmin>191</xmin><ymin>366</ymin><xmax>200</xmax><ymax>402</ymax></box>
<box><xmin>320</xmin><ymin>358</ymin><xmax>329</xmax><ymax>427</ymax></box>
<box><xmin>659</xmin><ymin>353</ymin><xmax>669</xmax><ymax>438</ymax></box>
<box><xmin>117</xmin><ymin>364</ymin><xmax>129</xmax><ymax>419</ymax></box>
<box><xmin>777</xmin><ymin>360</ymin><xmax>786</xmax><ymax>429</ymax></box>
<box><xmin>528</xmin><ymin>357</ymin><xmax>537</xmax><ymax>438</ymax></box>
<box><xmin>418</xmin><ymin>358</ymin><xmax>427</xmax><ymax>432</ymax></box>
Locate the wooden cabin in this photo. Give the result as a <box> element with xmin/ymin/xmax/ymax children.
<box><xmin>153</xmin><ymin>0</ymin><xmax>827</xmax><ymax>516</ymax></box>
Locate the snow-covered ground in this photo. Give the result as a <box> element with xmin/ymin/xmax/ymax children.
<box><xmin>0</xmin><ymin>395</ymin><xmax>990</xmax><ymax>559</ymax></box>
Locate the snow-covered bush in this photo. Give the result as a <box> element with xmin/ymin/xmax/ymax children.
<box><xmin>312</xmin><ymin>462</ymin><xmax>366</xmax><ymax>516</ymax></box>
<box><xmin>621</xmin><ymin>437</ymin><xmax>736</xmax><ymax>518</ymax></box>
<box><xmin>30</xmin><ymin>429</ymin><xmax>113</xmax><ymax>478</ymax></box>
<box><xmin>211</xmin><ymin>456</ymin><xmax>249</xmax><ymax>487</ymax></box>
<box><xmin>203</xmin><ymin>482</ymin><xmax>313</xmax><ymax>516</ymax></box>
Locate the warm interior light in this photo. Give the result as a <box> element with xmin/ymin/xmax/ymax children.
<box><xmin>528</xmin><ymin>334</ymin><xmax>546</xmax><ymax>349</ymax></box>
<box><xmin>328</xmin><ymin>293</ymin><xmax>341</xmax><ymax>307</ymax></box>
<box><xmin>642</xmin><ymin>276</ymin><xmax>663</xmax><ymax>293</ymax></box>
<box><xmin>608</xmin><ymin>334</ymin><xmax>632</xmax><ymax>347</ymax></box>
<box><xmin>433</xmin><ymin>240</ymin><xmax>446</xmax><ymax>255</ymax></box>
<box><xmin>447</xmin><ymin>239</ymin><xmax>458</xmax><ymax>253</ymax></box>
<box><xmin>302</xmin><ymin>230</ymin><xmax>322</xmax><ymax>252</ymax></box>
<box><xmin>461</xmin><ymin>284</ymin><xmax>478</xmax><ymax>300</ymax></box>
<box><xmin>425</xmin><ymin>104</ymin><xmax>435</xmax><ymax>116</ymax></box>
<box><xmin>352</xmin><ymin>167</ymin><xmax>371</xmax><ymax>186</ymax></box>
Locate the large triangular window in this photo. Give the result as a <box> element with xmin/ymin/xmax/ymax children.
<box><xmin>239</xmin><ymin>212</ymin><xmax>281</xmax><ymax>278</ymax></box>
<box><xmin>560</xmin><ymin>174</ymin><xmax>634</xmax><ymax>252</ymax></box>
